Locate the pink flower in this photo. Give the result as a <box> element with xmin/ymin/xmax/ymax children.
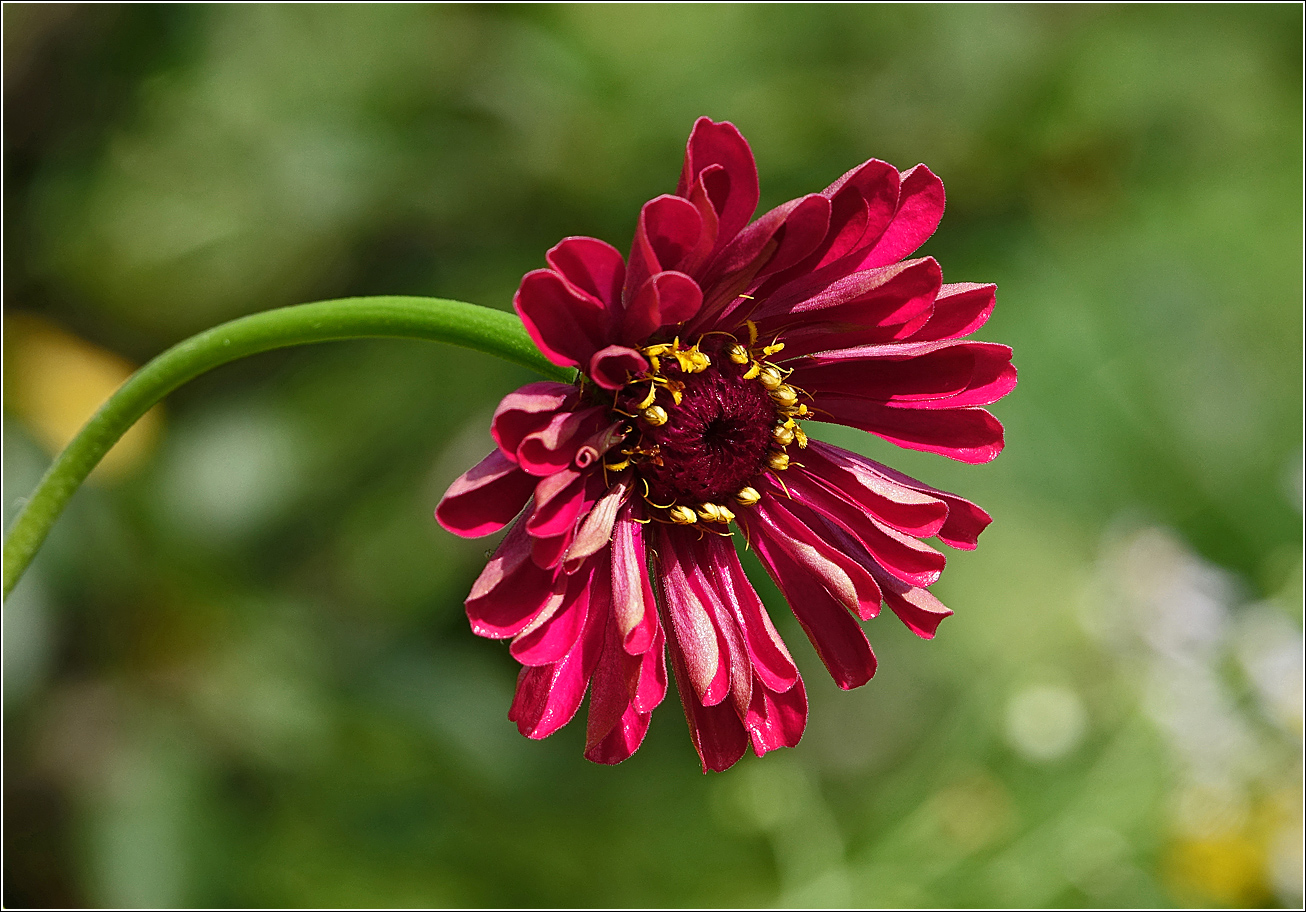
<box><xmin>436</xmin><ymin>118</ymin><xmax>1015</xmax><ymax>772</ymax></box>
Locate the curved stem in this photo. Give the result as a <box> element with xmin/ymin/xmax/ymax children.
<box><xmin>3</xmin><ymin>295</ymin><xmax>569</xmax><ymax>598</ymax></box>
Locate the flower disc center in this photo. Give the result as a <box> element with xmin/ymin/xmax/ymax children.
<box><xmin>619</xmin><ymin>351</ymin><xmax>775</xmax><ymax>506</ymax></box>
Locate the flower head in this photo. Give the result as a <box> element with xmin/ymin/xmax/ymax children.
<box><xmin>436</xmin><ymin>118</ymin><xmax>1015</xmax><ymax>772</ymax></box>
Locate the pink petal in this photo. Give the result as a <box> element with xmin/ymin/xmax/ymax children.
<box><xmin>584</xmin><ymin>601</ymin><xmax>666</xmax><ymax>764</ymax></box>
<box><xmin>525</xmin><ymin>469</ymin><xmax>588</xmax><ymax>538</ymax></box>
<box><xmin>516</xmin><ymin>407</ymin><xmax>607</xmax><ymax>477</ymax></box>
<box><xmin>435</xmin><ymin>449</ymin><xmax>535</xmax><ymax>538</ymax></box>
<box><xmin>815</xmin><ymin>397</ymin><xmax>1006</xmax><ymax>464</ymax></box>
<box><xmin>514</xmin><ymin>269</ymin><xmax>611</xmax><ymax>369</ymax></box>
<box><xmin>545</xmin><ymin>236</ymin><xmax>626</xmax><ymax>310</ymax></box>
<box><xmin>856</xmin><ymin>164</ymin><xmax>946</xmax><ymax>269</ymax></box>
<box><xmin>588</xmin><ymin>345</ymin><xmax>649</xmax><ymax>390</ymax></box>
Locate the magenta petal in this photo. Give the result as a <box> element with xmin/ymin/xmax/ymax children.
<box><xmin>835</xmin><ymin>451</ymin><xmax>994</xmax><ymax>549</ymax></box>
<box><xmin>508</xmin><ymin>576</ymin><xmax>608</xmax><ymax>739</ymax></box>
<box><xmin>669</xmin><ymin>636</ymin><xmax>749</xmax><ymax>774</ymax></box>
<box><xmin>677</xmin><ymin>117</ymin><xmax>759</xmax><ymax>251</ymax></box>
<box><xmin>584</xmin><ymin>601</ymin><xmax>664</xmax><ymax>764</ymax></box>
<box><xmin>857</xmin><ymin>163</ymin><xmax>946</xmax><ymax>269</ymax></box>
<box><xmin>510</xmin><ymin>564</ymin><xmax>592</xmax><ymax>666</ymax></box>
<box><xmin>703</xmin><ymin>535</ymin><xmax>800</xmax><ymax>693</ymax></box>
<box><xmin>610</xmin><ymin>504</ymin><xmax>657</xmax><ymax>654</ymax></box>
<box><xmin>910</xmin><ymin>282</ymin><xmax>997</xmax><ymax>342</ymax></box>
<box><xmin>464</xmin><ymin>520</ymin><xmax>560</xmax><ymax>638</ymax></box>
<box><xmin>491</xmin><ymin>382</ymin><xmax>576</xmax><ymax>460</ymax></box>
<box><xmin>588</xmin><ymin>345</ymin><xmax>649</xmax><ymax>390</ymax></box>
<box><xmin>435</xmin><ymin>449</ymin><xmax>535</xmax><ymax>538</ymax></box>
<box><xmin>515</xmin><ymin>269</ymin><xmax>611</xmax><ymax>369</ymax></box>
<box><xmin>816</xmin><ymin>396</ymin><xmax>1006</xmax><ymax>464</ymax></box>
<box><xmin>741</xmin><ymin>513</ymin><xmax>878</xmax><ymax>690</ymax></box>
<box><xmin>525</xmin><ymin>469</ymin><xmax>588</xmax><ymax>538</ymax></box>
<box><xmin>878</xmin><ymin>574</ymin><xmax>954</xmax><ymax>640</ymax></box>
<box><xmin>659</xmin><ymin>529</ymin><xmax>728</xmax><ymax>707</ymax></box>
<box><xmin>545</xmin><ymin>236</ymin><xmax>626</xmax><ymax>310</ymax></box>
<box><xmin>746</xmin><ymin>673</ymin><xmax>807</xmax><ymax>757</ymax></box>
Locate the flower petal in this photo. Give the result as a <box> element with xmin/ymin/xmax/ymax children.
<box><xmin>815</xmin><ymin>397</ymin><xmax>1006</xmax><ymax>464</ymax></box>
<box><xmin>796</xmin><ymin>441</ymin><xmax>948</xmax><ymax>538</ymax></box>
<box><xmin>490</xmin><ymin>382</ymin><xmax>577</xmax><ymax>460</ymax></box>
<box><xmin>745</xmin><ymin>673</ymin><xmax>807</xmax><ymax>757</ymax></box>
<box><xmin>508</xmin><ymin>574</ymin><xmax>609</xmax><ymax>739</ymax></box>
<box><xmin>514</xmin><ymin>269</ymin><xmax>611</xmax><ymax>369</ymax></box>
<box><xmin>909</xmin><ymin>282</ymin><xmax>997</xmax><ymax>342</ymax></box>
<box><xmin>435</xmin><ymin>449</ymin><xmax>535</xmax><ymax>537</ymax></box>
<box><xmin>510</xmin><ymin>562</ymin><xmax>593</xmax><ymax>666</ymax></box>
<box><xmin>703</xmin><ymin>534</ymin><xmax>800</xmax><ymax>694</ymax></box>
<box><xmin>610</xmin><ymin>503</ymin><xmax>658</xmax><ymax>654</ymax></box>
<box><xmin>792</xmin><ymin>340</ymin><xmax>1016</xmax><ymax>408</ymax></box>
<box><xmin>659</xmin><ymin>529</ymin><xmax>729</xmax><ymax>707</ymax></box>
<box><xmin>742</xmin><ymin>515</ymin><xmax>878</xmax><ymax>690</ymax></box>
<box><xmin>464</xmin><ymin>519</ymin><xmax>561</xmax><ymax>638</ymax></box>
<box><xmin>545</xmin><ymin>236</ymin><xmax>626</xmax><ymax>310</ymax></box>
<box><xmin>677</xmin><ymin>117</ymin><xmax>759</xmax><ymax>252</ymax></box>
<box><xmin>588</xmin><ymin>345</ymin><xmax>649</xmax><ymax>390</ymax></box>
<box><xmin>875</xmin><ymin>571</ymin><xmax>954</xmax><ymax>640</ymax></box>
<box><xmin>516</xmin><ymin>407</ymin><xmax>609</xmax><ymax>476</ymax></box>
<box><xmin>856</xmin><ymin>163</ymin><xmax>946</xmax><ymax>269</ymax></box>
<box><xmin>563</xmin><ymin>478</ymin><xmax>630</xmax><ymax>572</ymax></box>
<box><xmin>669</xmin><ymin>636</ymin><xmax>749</xmax><ymax>773</ymax></box>
<box><xmin>621</xmin><ymin>271</ymin><xmax>705</xmax><ymax>344</ymax></box>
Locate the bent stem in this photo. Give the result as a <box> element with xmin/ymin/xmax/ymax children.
<box><xmin>2</xmin><ymin>295</ymin><xmax>570</xmax><ymax>598</ymax></box>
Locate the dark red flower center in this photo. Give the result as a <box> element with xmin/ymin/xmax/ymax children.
<box><xmin>611</xmin><ymin>341</ymin><xmax>777</xmax><ymax>507</ymax></box>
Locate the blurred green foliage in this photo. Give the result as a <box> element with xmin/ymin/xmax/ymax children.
<box><xmin>3</xmin><ymin>4</ymin><xmax>1301</xmax><ymax>908</ymax></box>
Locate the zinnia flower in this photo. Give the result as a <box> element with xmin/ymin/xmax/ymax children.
<box><xmin>436</xmin><ymin>118</ymin><xmax>1015</xmax><ymax>772</ymax></box>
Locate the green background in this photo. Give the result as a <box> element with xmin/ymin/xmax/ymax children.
<box><xmin>4</xmin><ymin>4</ymin><xmax>1301</xmax><ymax>907</ymax></box>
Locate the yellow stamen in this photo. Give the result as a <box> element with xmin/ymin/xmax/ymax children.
<box><xmin>771</xmin><ymin>424</ymin><xmax>795</xmax><ymax>447</ymax></box>
<box><xmin>728</xmin><ymin>344</ymin><xmax>750</xmax><ymax>365</ymax></box>
<box><xmin>641</xmin><ymin>405</ymin><xmax>668</xmax><ymax>426</ymax></box>
<box><xmin>668</xmin><ymin>505</ymin><xmax>698</xmax><ymax>525</ymax></box>
<box><xmin>734</xmin><ymin>486</ymin><xmax>761</xmax><ymax>507</ymax></box>
<box><xmin>770</xmin><ymin>384</ymin><xmax>798</xmax><ymax>408</ymax></box>
<box><xmin>758</xmin><ymin>365</ymin><xmax>784</xmax><ymax>390</ymax></box>
<box><xmin>793</xmin><ymin>426</ymin><xmax>808</xmax><ymax>449</ymax></box>
<box><xmin>767</xmin><ymin>451</ymin><xmax>790</xmax><ymax>471</ymax></box>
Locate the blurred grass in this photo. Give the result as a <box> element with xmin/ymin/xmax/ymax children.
<box><xmin>3</xmin><ymin>4</ymin><xmax>1301</xmax><ymax>908</ymax></box>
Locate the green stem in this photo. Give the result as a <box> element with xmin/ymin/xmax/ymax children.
<box><xmin>2</xmin><ymin>295</ymin><xmax>569</xmax><ymax>598</ymax></box>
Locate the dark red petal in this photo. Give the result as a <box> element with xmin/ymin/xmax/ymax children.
<box><xmin>610</xmin><ymin>504</ymin><xmax>658</xmax><ymax>654</ymax></box>
<box><xmin>625</xmin><ymin>195</ymin><xmax>705</xmax><ymax>304</ymax></box>
<box><xmin>833</xmin><ymin>450</ymin><xmax>994</xmax><ymax>550</ymax></box>
<box><xmin>435</xmin><ymin>449</ymin><xmax>535</xmax><ymax>538</ymax></box>
<box><xmin>796</xmin><ymin>441</ymin><xmax>948</xmax><ymax>538</ymax></box>
<box><xmin>516</xmin><ymin>407</ymin><xmax>607</xmax><ymax>477</ymax></box>
<box><xmin>909</xmin><ymin>282</ymin><xmax>997</xmax><ymax>342</ymax></box>
<box><xmin>775</xmin><ymin>471</ymin><xmax>946</xmax><ymax>591</ymax></box>
<box><xmin>793</xmin><ymin>340</ymin><xmax>1016</xmax><ymax>408</ymax></box>
<box><xmin>815</xmin><ymin>397</ymin><xmax>1006</xmax><ymax>464</ymax></box>
<box><xmin>741</xmin><ymin>514</ymin><xmax>878</xmax><ymax>690</ymax></box>
<box><xmin>515</xmin><ymin>269</ymin><xmax>611</xmax><ymax>369</ymax></box>
<box><xmin>621</xmin><ymin>270</ymin><xmax>704</xmax><ymax>343</ymax></box>
<box><xmin>707</xmin><ymin>535</ymin><xmax>800</xmax><ymax>693</ymax></box>
<box><xmin>759</xmin><ymin>256</ymin><xmax>939</xmax><ymax>324</ymax></box>
<box><xmin>545</xmin><ymin>236</ymin><xmax>626</xmax><ymax>310</ymax></box>
<box><xmin>525</xmin><ymin>469</ymin><xmax>588</xmax><ymax>538</ymax></box>
<box><xmin>659</xmin><ymin>530</ymin><xmax>728</xmax><ymax>707</ymax></box>
<box><xmin>588</xmin><ymin>345</ymin><xmax>649</xmax><ymax>391</ymax></box>
<box><xmin>677</xmin><ymin>117</ymin><xmax>759</xmax><ymax>251</ymax></box>
<box><xmin>856</xmin><ymin>164</ymin><xmax>946</xmax><ymax>269</ymax></box>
